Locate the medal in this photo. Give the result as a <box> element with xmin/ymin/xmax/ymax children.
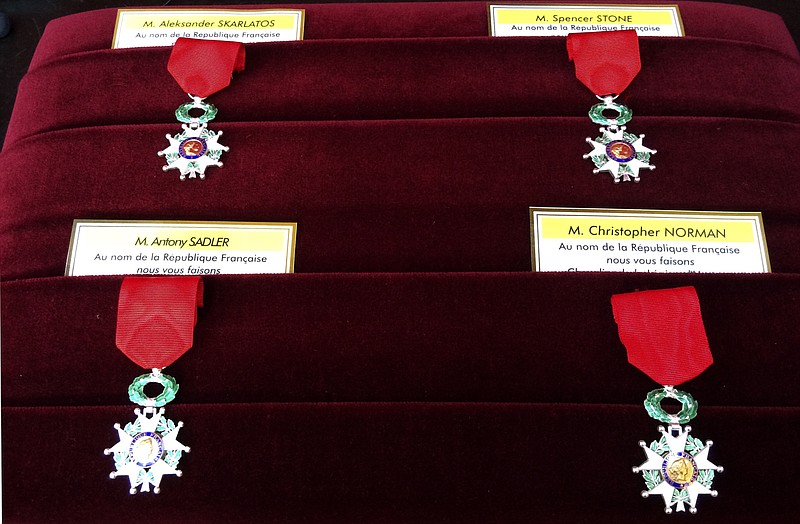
<box><xmin>158</xmin><ymin>38</ymin><xmax>245</xmax><ymax>180</ymax></box>
<box><xmin>612</xmin><ymin>287</ymin><xmax>723</xmax><ymax>514</ymax></box>
<box><xmin>567</xmin><ymin>30</ymin><xmax>656</xmax><ymax>183</ymax></box>
<box><xmin>104</xmin><ymin>277</ymin><xmax>204</xmax><ymax>494</ymax></box>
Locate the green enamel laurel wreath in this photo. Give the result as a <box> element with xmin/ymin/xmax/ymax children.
<box><xmin>175</xmin><ymin>100</ymin><xmax>218</xmax><ymax>123</ymax></box>
<box><xmin>128</xmin><ymin>372</ymin><xmax>179</xmax><ymax>407</ymax></box>
<box><xmin>644</xmin><ymin>387</ymin><xmax>698</xmax><ymax>424</ymax></box>
<box><xmin>588</xmin><ymin>100</ymin><xmax>633</xmax><ymax>126</ymax></box>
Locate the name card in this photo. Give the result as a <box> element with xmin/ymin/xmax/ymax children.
<box><xmin>530</xmin><ymin>208</ymin><xmax>770</xmax><ymax>273</ymax></box>
<box><xmin>490</xmin><ymin>4</ymin><xmax>684</xmax><ymax>37</ymax></box>
<box><xmin>112</xmin><ymin>9</ymin><xmax>305</xmax><ymax>49</ymax></box>
<box><xmin>66</xmin><ymin>220</ymin><xmax>296</xmax><ymax>276</ymax></box>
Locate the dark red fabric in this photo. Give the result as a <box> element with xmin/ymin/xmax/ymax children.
<box><xmin>4</xmin><ymin>273</ymin><xmax>800</xmax><ymax>407</ymax></box>
<box><xmin>168</xmin><ymin>38</ymin><xmax>245</xmax><ymax>98</ymax></box>
<box><xmin>612</xmin><ymin>286</ymin><xmax>713</xmax><ymax>385</ymax></box>
<box><xmin>8</xmin><ymin>403</ymin><xmax>798</xmax><ymax>523</ymax></box>
<box><xmin>5</xmin><ymin>402</ymin><xmax>799</xmax><ymax>523</ymax></box>
<box><xmin>3</xmin><ymin>274</ymin><xmax>800</xmax><ymax>521</ymax></box>
<box><xmin>24</xmin><ymin>2</ymin><xmax>800</xmax><ymax>69</ymax></box>
<box><xmin>2</xmin><ymin>13</ymin><xmax>799</xmax><ymax>280</ymax></box>
<box><xmin>116</xmin><ymin>276</ymin><xmax>203</xmax><ymax>368</ymax></box>
<box><xmin>7</xmin><ymin>38</ymin><xmax>800</xmax><ymax>148</ymax></box>
<box><xmin>2</xmin><ymin>2</ymin><xmax>800</xmax><ymax>522</ymax></box>
<box><xmin>567</xmin><ymin>30</ymin><xmax>641</xmax><ymax>96</ymax></box>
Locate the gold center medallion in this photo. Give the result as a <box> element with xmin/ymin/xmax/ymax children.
<box><xmin>665</xmin><ymin>456</ymin><xmax>696</xmax><ymax>484</ymax></box>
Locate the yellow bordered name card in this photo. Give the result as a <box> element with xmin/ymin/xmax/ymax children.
<box><xmin>530</xmin><ymin>208</ymin><xmax>770</xmax><ymax>273</ymax></box>
<box><xmin>490</xmin><ymin>4</ymin><xmax>684</xmax><ymax>37</ymax></box>
<box><xmin>112</xmin><ymin>9</ymin><xmax>305</xmax><ymax>48</ymax></box>
<box><xmin>66</xmin><ymin>220</ymin><xmax>297</xmax><ymax>276</ymax></box>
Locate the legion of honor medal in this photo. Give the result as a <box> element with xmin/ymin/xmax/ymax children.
<box><xmin>158</xmin><ymin>38</ymin><xmax>246</xmax><ymax>180</ymax></box>
<box><xmin>633</xmin><ymin>386</ymin><xmax>723</xmax><ymax>514</ymax></box>
<box><xmin>612</xmin><ymin>286</ymin><xmax>723</xmax><ymax>514</ymax></box>
<box><xmin>159</xmin><ymin>95</ymin><xmax>230</xmax><ymax>180</ymax></box>
<box><xmin>105</xmin><ymin>370</ymin><xmax>190</xmax><ymax>494</ymax></box>
<box><xmin>567</xmin><ymin>30</ymin><xmax>656</xmax><ymax>183</ymax></box>
<box><xmin>105</xmin><ymin>277</ymin><xmax>204</xmax><ymax>494</ymax></box>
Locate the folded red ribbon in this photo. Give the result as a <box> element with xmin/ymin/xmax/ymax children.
<box><xmin>116</xmin><ymin>277</ymin><xmax>204</xmax><ymax>369</ymax></box>
<box><xmin>567</xmin><ymin>30</ymin><xmax>641</xmax><ymax>96</ymax></box>
<box><xmin>168</xmin><ymin>38</ymin><xmax>246</xmax><ymax>98</ymax></box>
<box><xmin>611</xmin><ymin>286</ymin><xmax>713</xmax><ymax>385</ymax></box>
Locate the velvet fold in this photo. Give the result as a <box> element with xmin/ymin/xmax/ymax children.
<box><xmin>4</xmin><ymin>403</ymin><xmax>800</xmax><ymax>523</ymax></box>
<box><xmin>2</xmin><ymin>1</ymin><xmax>800</xmax><ymax>522</ymax></box>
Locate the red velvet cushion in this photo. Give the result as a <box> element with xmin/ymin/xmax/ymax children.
<box><xmin>2</xmin><ymin>2</ymin><xmax>799</xmax><ymax>522</ymax></box>
<box><xmin>2</xmin><ymin>3</ymin><xmax>800</xmax><ymax>279</ymax></box>
<box><xmin>3</xmin><ymin>273</ymin><xmax>800</xmax><ymax>522</ymax></box>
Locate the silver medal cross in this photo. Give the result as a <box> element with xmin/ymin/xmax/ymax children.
<box><xmin>583</xmin><ymin>96</ymin><xmax>656</xmax><ymax>183</ymax></box>
<box><xmin>633</xmin><ymin>387</ymin><xmax>723</xmax><ymax>513</ymax></box>
<box><xmin>105</xmin><ymin>370</ymin><xmax>190</xmax><ymax>494</ymax></box>
<box><xmin>159</xmin><ymin>95</ymin><xmax>229</xmax><ymax>180</ymax></box>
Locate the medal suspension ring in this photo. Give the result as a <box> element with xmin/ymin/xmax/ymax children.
<box><xmin>644</xmin><ymin>387</ymin><xmax>698</xmax><ymax>425</ymax></box>
<box><xmin>175</xmin><ymin>97</ymin><xmax>218</xmax><ymax>124</ymax></box>
<box><xmin>128</xmin><ymin>371</ymin><xmax>179</xmax><ymax>407</ymax></box>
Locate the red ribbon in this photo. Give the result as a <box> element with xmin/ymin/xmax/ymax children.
<box><xmin>567</xmin><ymin>30</ymin><xmax>641</xmax><ymax>96</ymax></box>
<box><xmin>116</xmin><ymin>277</ymin><xmax>204</xmax><ymax>369</ymax></box>
<box><xmin>611</xmin><ymin>286</ymin><xmax>713</xmax><ymax>386</ymax></box>
<box><xmin>168</xmin><ymin>38</ymin><xmax>246</xmax><ymax>98</ymax></box>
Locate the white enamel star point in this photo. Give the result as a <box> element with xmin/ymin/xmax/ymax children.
<box><xmin>634</xmin><ymin>425</ymin><xmax>722</xmax><ymax>513</ymax></box>
<box><xmin>106</xmin><ymin>407</ymin><xmax>189</xmax><ymax>494</ymax></box>
<box><xmin>584</xmin><ymin>126</ymin><xmax>656</xmax><ymax>183</ymax></box>
<box><xmin>158</xmin><ymin>123</ymin><xmax>228</xmax><ymax>180</ymax></box>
